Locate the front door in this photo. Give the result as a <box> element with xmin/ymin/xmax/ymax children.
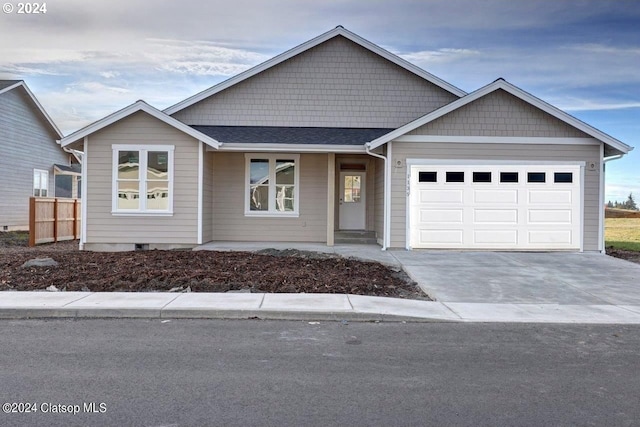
<box><xmin>339</xmin><ymin>172</ymin><xmax>366</xmax><ymax>230</ymax></box>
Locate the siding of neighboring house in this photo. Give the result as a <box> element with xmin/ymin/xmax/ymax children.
<box><xmin>0</xmin><ymin>86</ymin><xmax>69</xmax><ymax>230</ymax></box>
<box><xmin>408</xmin><ymin>89</ymin><xmax>591</xmax><ymax>138</ymax></box>
<box><xmin>210</xmin><ymin>152</ymin><xmax>328</xmax><ymax>242</ymax></box>
<box><xmin>83</xmin><ymin>112</ymin><xmax>199</xmax><ymax>249</ymax></box>
<box><xmin>172</xmin><ymin>36</ymin><xmax>459</xmax><ymax>128</ymax></box>
<box><xmin>202</xmin><ymin>149</ymin><xmax>214</xmax><ymax>242</ymax></box>
<box><xmin>390</xmin><ymin>142</ymin><xmax>600</xmax><ymax>250</ymax></box>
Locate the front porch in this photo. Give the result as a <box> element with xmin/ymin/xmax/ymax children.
<box><xmin>202</xmin><ymin>151</ymin><xmax>386</xmax><ymax>247</ymax></box>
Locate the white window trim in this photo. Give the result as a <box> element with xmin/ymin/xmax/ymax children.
<box><xmin>111</xmin><ymin>144</ymin><xmax>175</xmax><ymax>216</ymax></box>
<box><xmin>244</xmin><ymin>153</ymin><xmax>300</xmax><ymax>217</ymax></box>
<box><xmin>33</xmin><ymin>169</ymin><xmax>49</xmax><ymax>197</ymax></box>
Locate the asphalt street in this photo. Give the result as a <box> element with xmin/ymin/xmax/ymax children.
<box><xmin>1</xmin><ymin>319</ymin><xmax>639</xmax><ymax>427</ymax></box>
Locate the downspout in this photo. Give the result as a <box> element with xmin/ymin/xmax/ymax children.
<box><xmin>365</xmin><ymin>143</ymin><xmax>389</xmax><ymax>250</ymax></box>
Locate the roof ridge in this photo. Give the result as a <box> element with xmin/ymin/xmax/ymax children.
<box><xmin>163</xmin><ymin>27</ymin><xmax>465</xmax><ymax>115</ymax></box>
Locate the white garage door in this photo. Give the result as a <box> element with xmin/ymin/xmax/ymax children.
<box><xmin>409</xmin><ymin>163</ymin><xmax>582</xmax><ymax>250</ymax></box>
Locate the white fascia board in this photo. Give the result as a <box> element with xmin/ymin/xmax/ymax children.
<box><xmin>368</xmin><ymin>79</ymin><xmax>633</xmax><ymax>155</ymax></box>
<box><xmin>59</xmin><ymin>100</ymin><xmax>220</xmax><ymax>149</ymax></box>
<box><xmin>405</xmin><ymin>158</ymin><xmax>587</xmax><ymax>166</ymax></box>
<box><xmin>215</xmin><ymin>143</ymin><xmax>367</xmax><ymax>153</ymax></box>
<box><xmin>394</xmin><ymin>135</ymin><xmax>601</xmax><ymax>145</ymax></box>
<box><xmin>0</xmin><ymin>81</ymin><xmax>22</xmax><ymax>95</ymax></box>
<box><xmin>163</xmin><ymin>27</ymin><xmax>465</xmax><ymax>116</ymax></box>
<box><xmin>1</xmin><ymin>81</ymin><xmax>63</xmax><ymax>139</ymax></box>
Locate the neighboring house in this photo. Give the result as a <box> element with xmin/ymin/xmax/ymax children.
<box><xmin>0</xmin><ymin>80</ymin><xmax>80</xmax><ymax>231</ymax></box>
<box><xmin>59</xmin><ymin>27</ymin><xmax>633</xmax><ymax>252</ymax></box>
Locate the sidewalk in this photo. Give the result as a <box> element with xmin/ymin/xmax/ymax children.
<box><xmin>3</xmin><ymin>242</ymin><xmax>640</xmax><ymax>324</ymax></box>
<box><xmin>2</xmin><ymin>291</ymin><xmax>640</xmax><ymax>323</ymax></box>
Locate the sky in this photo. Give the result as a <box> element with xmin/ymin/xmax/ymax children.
<box><xmin>0</xmin><ymin>0</ymin><xmax>638</xmax><ymax>203</ymax></box>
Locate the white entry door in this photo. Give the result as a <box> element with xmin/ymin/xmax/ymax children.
<box><xmin>339</xmin><ymin>172</ymin><xmax>366</xmax><ymax>230</ymax></box>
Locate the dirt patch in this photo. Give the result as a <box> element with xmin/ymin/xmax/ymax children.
<box><xmin>606</xmin><ymin>247</ymin><xmax>640</xmax><ymax>265</ymax></box>
<box><xmin>605</xmin><ymin>208</ymin><xmax>640</xmax><ymax>219</ymax></box>
<box><xmin>0</xmin><ymin>234</ymin><xmax>428</xmax><ymax>299</ymax></box>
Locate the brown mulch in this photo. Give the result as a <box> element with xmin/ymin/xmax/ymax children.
<box><xmin>605</xmin><ymin>247</ymin><xmax>640</xmax><ymax>264</ymax></box>
<box><xmin>0</xmin><ymin>233</ymin><xmax>428</xmax><ymax>299</ymax></box>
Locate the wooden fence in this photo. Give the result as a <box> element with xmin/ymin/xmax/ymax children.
<box><xmin>29</xmin><ymin>197</ymin><xmax>81</xmax><ymax>246</ymax></box>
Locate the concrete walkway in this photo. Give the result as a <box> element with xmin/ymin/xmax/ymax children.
<box><xmin>2</xmin><ymin>242</ymin><xmax>639</xmax><ymax>323</ymax></box>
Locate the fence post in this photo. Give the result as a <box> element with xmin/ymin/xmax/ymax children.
<box><xmin>29</xmin><ymin>197</ymin><xmax>36</xmax><ymax>247</ymax></box>
<box><xmin>53</xmin><ymin>198</ymin><xmax>58</xmax><ymax>243</ymax></box>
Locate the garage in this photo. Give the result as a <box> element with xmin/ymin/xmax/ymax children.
<box><xmin>409</xmin><ymin>162</ymin><xmax>583</xmax><ymax>250</ymax></box>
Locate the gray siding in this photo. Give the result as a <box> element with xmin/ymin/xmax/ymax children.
<box><xmin>172</xmin><ymin>36</ymin><xmax>458</xmax><ymax>128</ymax></box>
<box><xmin>210</xmin><ymin>152</ymin><xmax>327</xmax><ymax>242</ymax></box>
<box><xmin>0</xmin><ymin>87</ymin><xmax>68</xmax><ymax>229</ymax></box>
<box><xmin>85</xmin><ymin>112</ymin><xmax>199</xmax><ymax>245</ymax></box>
<box><xmin>410</xmin><ymin>89</ymin><xmax>591</xmax><ymax>138</ymax></box>
<box><xmin>390</xmin><ymin>142</ymin><xmax>601</xmax><ymax>250</ymax></box>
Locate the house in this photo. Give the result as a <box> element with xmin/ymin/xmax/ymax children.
<box><xmin>0</xmin><ymin>80</ymin><xmax>80</xmax><ymax>231</ymax></box>
<box><xmin>59</xmin><ymin>26</ymin><xmax>632</xmax><ymax>252</ymax></box>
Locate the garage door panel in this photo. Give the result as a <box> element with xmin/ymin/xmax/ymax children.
<box><xmin>420</xmin><ymin>209</ymin><xmax>463</xmax><ymax>223</ymax></box>
<box><xmin>474</xmin><ymin>189</ymin><xmax>518</xmax><ymax>204</ymax></box>
<box><xmin>410</xmin><ymin>164</ymin><xmax>581</xmax><ymax>250</ymax></box>
<box><xmin>419</xmin><ymin>189</ymin><xmax>463</xmax><ymax>204</ymax></box>
<box><xmin>528</xmin><ymin>209</ymin><xmax>572</xmax><ymax>224</ymax></box>
<box><xmin>528</xmin><ymin>190</ymin><xmax>573</xmax><ymax>204</ymax></box>
<box><xmin>528</xmin><ymin>230</ymin><xmax>572</xmax><ymax>244</ymax></box>
<box><xmin>474</xmin><ymin>209</ymin><xmax>518</xmax><ymax>224</ymax></box>
<box><xmin>419</xmin><ymin>229</ymin><xmax>463</xmax><ymax>244</ymax></box>
<box><xmin>474</xmin><ymin>230</ymin><xmax>518</xmax><ymax>244</ymax></box>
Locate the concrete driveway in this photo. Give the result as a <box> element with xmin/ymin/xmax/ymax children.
<box><xmin>392</xmin><ymin>251</ymin><xmax>640</xmax><ymax>305</ymax></box>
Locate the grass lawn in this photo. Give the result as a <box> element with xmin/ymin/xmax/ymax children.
<box><xmin>605</xmin><ymin>218</ymin><xmax>640</xmax><ymax>251</ymax></box>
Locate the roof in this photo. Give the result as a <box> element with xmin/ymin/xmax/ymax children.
<box><xmin>0</xmin><ymin>80</ymin><xmax>21</xmax><ymax>91</ymax></box>
<box><xmin>192</xmin><ymin>126</ymin><xmax>395</xmax><ymax>145</ymax></box>
<box><xmin>164</xmin><ymin>26</ymin><xmax>466</xmax><ymax>115</ymax></box>
<box><xmin>0</xmin><ymin>80</ymin><xmax>63</xmax><ymax>139</ymax></box>
<box><xmin>59</xmin><ymin>100</ymin><xmax>221</xmax><ymax>149</ymax></box>
<box><xmin>367</xmin><ymin>79</ymin><xmax>633</xmax><ymax>156</ymax></box>
<box><xmin>54</xmin><ymin>163</ymin><xmax>81</xmax><ymax>174</ymax></box>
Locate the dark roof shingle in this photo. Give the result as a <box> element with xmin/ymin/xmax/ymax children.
<box><xmin>191</xmin><ymin>126</ymin><xmax>395</xmax><ymax>145</ymax></box>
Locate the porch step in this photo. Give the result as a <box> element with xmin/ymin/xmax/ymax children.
<box><xmin>334</xmin><ymin>230</ymin><xmax>378</xmax><ymax>245</ymax></box>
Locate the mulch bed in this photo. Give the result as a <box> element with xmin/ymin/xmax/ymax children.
<box><xmin>605</xmin><ymin>247</ymin><xmax>640</xmax><ymax>264</ymax></box>
<box><xmin>0</xmin><ymin>234</ymin><xmax>428</xmax><ymax>299</ymax></box>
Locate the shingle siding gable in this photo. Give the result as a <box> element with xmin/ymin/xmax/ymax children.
<box><xmin>409</xmin><ymin>89</ymin><xmax>591</xmax><ymax>138</ymax></box>
<box><xmin>172</xmin><ymin>36</ymin><xmax>459</xmax><ymax>128</ymax></box>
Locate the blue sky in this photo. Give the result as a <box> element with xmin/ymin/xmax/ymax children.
<box><xmin>1</xmin><ymin>0</ymin><xmax>638</xmax><ymax>203</ymax></box>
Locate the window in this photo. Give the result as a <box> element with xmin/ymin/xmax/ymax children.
<box><xmin>33</xmin><ymin>169</ymin><xmax>48</xmax><ymax>197</ymax></box>
<box><xmin>343</xmin><ymin>175</ymin><xmax>361</xmax><ymax>202</ymax></box>
<box><xmin>554</xmin><ymin>172</ymin><xmax>573</xmax><ymax>183</ymax></box>
<box><xmin>112</xmin><ymin>145</ymin><xmax>174</xmax><ymax>214</ymax></box>
<box><xmin>418</xmin><ymin>171</ymin><xmax>437</xmax><ymax>182</ymax></box>
<box><xmin>527</xmin><ymin>172</ymin><xmax>546</xmax><ymax>183</ymax></box>
<box><xmin>500</xmin><ymin>172</ymin><xmax>519</xmax><ymax>183</ymax></box>
<box><xmin>55</xmin><ymin>174</ymin><xmax>73</xmax><ymax>198</ymax></box>
<box><xmin>446</xmin><ymin>171</ymin><xmax>465</xmax><ymax>183</ymax></box>
<box><xmin>246</xmin><ymin>154</ymin><xmax>299</xmax><ymax>215</ymax></box>
<box><xmin>473</xmin><ymin>172</ymin><xmax>492</xmax><ymax>183</ymax></box>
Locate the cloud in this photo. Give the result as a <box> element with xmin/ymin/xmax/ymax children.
<box><xmin>556</xmin><ymin>99</ymin><xmax>640</xmax><ymax>112</ymax></box>
<box><xmin>99</xmin><ymin>71</ymin><xmax>120</xmax><ymax>79</ymax></box>
<box><xmin>400</xmin><ymin>48</ymin><xmax>480</xmax><ymax>64</ymax></box>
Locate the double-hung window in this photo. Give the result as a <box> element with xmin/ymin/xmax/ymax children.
<box><xmin>245</xmin><ymin>154</ymin><xmax>299</xmax><ymax>216</ymax></box>
<box><xmin>33</xmin><ymin>169</ymin><xmax>49</xmax><ymax>197</ymax></box>
<box><xmin>112</xmin><ymin>145</ymin><xmax>174</xmax><ymax>215</ymax></box>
